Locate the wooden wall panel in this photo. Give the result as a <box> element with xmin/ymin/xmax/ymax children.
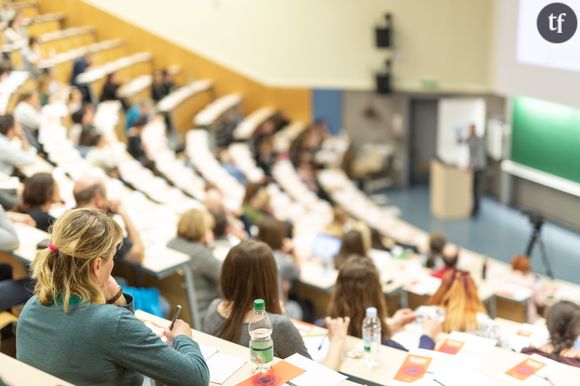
<box><xmin>38</xmin><ymin>0</ymin><xmax>311</xmax><ymax>123</ymax></box>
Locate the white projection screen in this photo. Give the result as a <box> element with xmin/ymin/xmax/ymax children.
<box><xmin>517</xmin><ymin>0</ymin><xmax>580</xmax><ymax>72</ymax></box>
<box><xmin>437</xmin><ymin>99</ymin><xmax>486</xmax><ymax>168</ymax></box>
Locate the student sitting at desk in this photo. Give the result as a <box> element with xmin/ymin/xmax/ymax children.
<box><xmin>430</xmin><ymin>243</ymin><xmax>459</xmax><ymax>279</ymax></box>
<box><xmin>522</xmin><ymin>301</ymin><xmax>580</xmax><ymax>368</ymax></box>
<box><xmin>204</xmin><ymin>240</ymin><xmax>350</xmax><ymax>370</ymax></box>
<box><xmin>328</xmin><ymin>257</ymin><xmax>441</xmax><ymax>351</ymax></box>
<box><xmin>0</xmin><ymin>206</ymin><xmax>34</xmax><ymax>311</ymax></box>
<box><xmin>427</xmin><ymin>270</ymin><xmax>489</xmax><ymax>333</ymax></box>
<box><xmin>425</xmin><ymin>232</ymin><xmax>446</xmax><ymax>269</ymax></box>
<box><xmin>3</xmin><ymin>12</ymin><xmax>26</xmax><ymax>48</ymax></box>
<box><xmin>257</xmin><ymin>216</ymin><xmax>302</xmax><ymax>319</ymax></box>
<box><xmin>504</xmin><ymin>255</ymin><xmax>547</xmax><ymax>323</ymax></box>
<box><xmin>324</xmin><ymin>205</ymin><xmax>351</xmax><ymax>239</ymax></box>
<box><xmin>16</xmin><ymin>209</ymin><xmax>210</xmax><ymax>386</ymax></box>
<box><xmin>100</xmin><ymin>72</ymin><xmax>121</xmax><ymax>103</ymax></box>
<box><xmin>241</xmin><ymin>182</ymin><xmax>273</xmax><ymax>230</ymax></box>
<box><xmin>0</xmin><ymin>114</ymin><xmax>36</xmax><ymax>179</ymax></box>
<box><xmin>151</xmin><ymin>69</ymin><xmax>167</xmax><ymax>102</ymax></box>
<box><xmin>168</xmin><ymin>208</ymin><xmax>220</xmax><ymax>322</ymax></box>
<box><xmin>14</xmin><ymin>172</ymin><xmax>60</xmax><ymax>232</ymax></box>
<box><xmin>334</xmin><ymin>229</ymin><xmax>368</xmax><ymax>270</ymax></box>
<box><xmin>73</xmin><ymin>176</ymin><xmax>144</xmax><ymax>264</ymax></box>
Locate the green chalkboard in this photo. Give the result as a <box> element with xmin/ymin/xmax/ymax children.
<box><xmin>511</xmin><ymin>97</ymin><xmax>580</xmax><ymax>183</ymax></box>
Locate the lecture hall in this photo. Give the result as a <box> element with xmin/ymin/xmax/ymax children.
<box><xmin>0</xmin><ymin>0</ymin><xmax>579</xmax><ymax>385</ymax></box>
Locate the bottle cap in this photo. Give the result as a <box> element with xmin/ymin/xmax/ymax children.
<box><xmin>366</xmin><ymin>307</ymin><xmax>377</xmax><ymax>318</ymax></box>
<box><xmin>253</xmin><ymin>299</ymin><xmax>265</xmax><ymax>311</ymax></box>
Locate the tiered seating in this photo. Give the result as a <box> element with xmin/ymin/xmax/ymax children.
<box><xmin>117</xmin><ymin>74</ymin><xmax>152</xmax><ymax>101</ymax></box>
<box><xmin>228</xmin><ymin>143</ymin><xmax>265</xmax><ymax>182</ymax></box>
<box><xmin>11</xmin><ymin>1</ymin><xmax>39</xmax><ymax>18</ymax></box>
<box><xmin>317</xmin><ymin>168</ymin><xmax>401</xmax><ymax>236</ymax></box>
<box><xmin>37</xmin><ymin>101</ymin><xmax>192</xmax><ymax>270</ymax></box>
<box><xmin>157</xmin><ymin>79</ymin><xmax>213</xmax><ymax>135</ymax></box>
<box><xmin>23</xmin><ymin>12</ymin><xmax>64</xmax><ymax>37</ymax></box>
<box><xmin>187</xmin><ymin>129</ymin><xmax>245</xmax><ymax>210</ymax></box>
<box><xmin>39</xmin><ymin>39</ymin><xmax>126</xmax><ymax>83</ymax></box>
<box><xmin>38</xmin><ymin>26</ymin><xmax>96</xmax><ymax>55</ymax></box>
<box><xmin>232</xmin><ymin>106</ymin><xmax>276</xmax><ymax>140</ymax></box>
<box><xmin>273</xmin><ymin>121</ymin><xmax>306</xmax><ymax>153</ymax></box>
<box><xmin>76</xmin><ymin>52</ymin><xmax>153</xmax><ymax>101</ymax></box>
<box><xmin>95</xmin><ymin>101</ymin><xmax>199</xmax><ymax>212</ymax></box>
<box><xmin>141</xmin><ymin>118</ymin><xmax>207</xmax><ymax>201</ymax></box>
<box><xmin>193</xmin><ymin>93</ymin><xmax>242</xmax><ymax>128</ymax></box>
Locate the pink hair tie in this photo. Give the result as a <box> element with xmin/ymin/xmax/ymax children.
<box><xmin>48</xmin><ymin>243</ymin><xmax>59</xmax><ymax>254</ymax></box>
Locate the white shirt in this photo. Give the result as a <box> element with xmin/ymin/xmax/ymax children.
<box><xmin>0</xmin><ymin>133</ymin><xmax>36</xmax><ymax>175</ymax></box>
<box><xmin>14</xmin><ymin>102</ymin><xmax>42</xmax><ymax>131</ymax></box>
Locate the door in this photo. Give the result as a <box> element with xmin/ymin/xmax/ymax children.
<box><xmin>409</xmin><ymin>99</ymin><xmax>438</xmax><ymax>185</ymax></box>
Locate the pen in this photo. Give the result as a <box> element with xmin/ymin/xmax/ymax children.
<box><xmin>169</xmin><ymin>305</ymin><xmax>182</xmax><ymax>330</ymax></box>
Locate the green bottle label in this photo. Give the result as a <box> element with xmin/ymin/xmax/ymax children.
<box><xmin>250</xmin><ymin>339</ymin><xmax>274</xmax><ymax>364</ymax></box>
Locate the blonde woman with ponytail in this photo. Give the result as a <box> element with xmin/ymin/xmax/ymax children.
<box><xmin>16</xmin><ymin>209</ymin><xmax>209</xmax><ymax>386</ymax></box>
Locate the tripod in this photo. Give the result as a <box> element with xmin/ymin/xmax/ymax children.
<box><xmin>525</xmin><ymin>224</ymin><xmax>554</xmax><ymax>279</ymax></box>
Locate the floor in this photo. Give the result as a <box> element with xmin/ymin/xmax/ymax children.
<box><xmin>382</xmin><ymin>186</ymin><xmax>580</xmax><ymax>285</ymax></box>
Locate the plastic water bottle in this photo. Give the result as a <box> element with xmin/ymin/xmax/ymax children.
<box><xmin>362</xmin><ymin>307</ymin><xmax>381</xmax><ymax>367</ymax></box>
<box><xmin>248</xmin><ymin>299</ymin><xmax>274</xmax><ymax>372</ymax></box>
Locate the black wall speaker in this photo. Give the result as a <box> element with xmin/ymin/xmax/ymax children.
<box><xmin>375</xmin><ymin>14</ymin><xmax>392</xmax><ymax>48</ymax></box>
<box><xmin>375</xmin><ymin>72</ymin><xmax>391</xmax><ymax>94</ymax></box>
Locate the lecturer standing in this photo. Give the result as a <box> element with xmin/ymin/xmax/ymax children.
<box><xmin>460</xmin><ymin>124</ymin><xmax>486</xmax><ymax>216</ymax></box>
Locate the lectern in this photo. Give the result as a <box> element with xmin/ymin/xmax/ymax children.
<box><xmin>430</xmin><ymin>160</ymin><xmax>472</xmax><ymax>219</ymax></box>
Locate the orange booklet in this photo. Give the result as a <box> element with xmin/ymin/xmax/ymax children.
<box><xmin>236</xmin><ymin>360</ymin><xmax>305</xmax><ymax>386</ymax></box>
<box><xmin>437</xmin><ymin>339</ymin><xmax>464</xmax><ymax>355</ymax></box>
<box><xmin>505</xmin><ymin>358</ymin><xmax>546</xmax><ymax>381</ymax></box>
<box><xmin>394</xmin><ymin>354</ymin><xmax>432</xmax><ymax>383</ymax></box>
<box><xmin>516</xmin><ymin>329</ymin><xmax>533</xmax><ymax>337</ymax></box>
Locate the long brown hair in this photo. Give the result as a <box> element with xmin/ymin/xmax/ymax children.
<box><xmin>257</xmin><ymin>216</ymin><xmax>285</xmax><ymax>251</ymax></box>
<box><xmin>32</xmin><ymin>208</ymin><xmax>123</xmax><ymax>313</ymax></box>
<box><xmin>16</xmin><ymin>172</ymin><xmax>56</xmax><ymax>210</ymax></box>
<box><xmin>217</xmin><ymin>240</ymin><xmax>282</xmax><ymax>342</ymax></box>
<box><xmin>545</xmin><ymin>301</ymin><xmax>580</xmax><ymax>356</ymax></box>
<box><xmin>334</xmin><ymin>230</ymin><xmax>366</xmax><ymax>269</ymax></box>
<box><xmin>328</xmin><ymin>256</ymin><xmax>391</xmax><ymax>340</ymax></box>
<box><xmin>428</xmin><ymin>270</ymin><xmax>486</xmax><ymax>332</ymax></box>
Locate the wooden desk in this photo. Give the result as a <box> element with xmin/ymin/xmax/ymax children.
<box><xmin>11</xmin><ymin>1</ymin><xmax>39</xmax><ymax>18</ymax></box>
<box><xmin>40</xmin><ymin>39</ymin><xmax>127</xmax><ymax>84</ymax></box>
<box><xmin>157</xmin><ymin>80</ymin><xmax>214</xmax><ymax>136</ymax></box>
<box><xmin>233</xmin><ymin>106</ymin><xmax>277</xmax><ymax>140</ymax></box>
<box><xmin>0</xmin><ymin>353</ymin><xmax>74</xmax><ymax>386</ymax></box>
<box><xmin>38</xmin><ymin>26</ymin><xmax>96</xmax><ymax>56</ymax></box>
<box><xmin>193</xmin><ymin>93</ymin><xmax>242</xmax><ymax>128</ymax></box>
<box><xmin>306</xmin><ymin>322</ymin><xmax>580</xmax><ymax>386</ymax></box>
<box><xmin>136</xmin><ymin>311</ymin><xmax>356</xmax><ymax>386</ymax></box>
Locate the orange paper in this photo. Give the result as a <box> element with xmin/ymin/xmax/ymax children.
<box><xmin>236</xmin><ymin>360</ymin><xmax>305</xmax><ymax>386</ymax></box>
<box><xmin>505</xmin><ymin>358</ymin><xmax>546</xmax><ymax>381</ymax></box>
<box><xmin>437</xmin><ymin>339</ymin><xmax>464</xmax><ymax>355</ymax></box>
<box><xmin>394</xmin><ymin>354</ymin><xmax>432</xmax><ymax>383</ymax></box>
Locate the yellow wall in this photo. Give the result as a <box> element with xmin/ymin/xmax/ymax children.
<box><xmin>38</xmin><ymin>0</ymin><xmax>312</xmax><ymax>122</ymax></box>
<box><xmin>78</xmin><ymin>0</ymin><xmax>493</xmax><ymax>93</ymax></box>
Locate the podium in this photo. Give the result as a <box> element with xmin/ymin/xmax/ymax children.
<box><xmin>430</xmin><ymin>160</ymin><xmax>472</xmax><ymax>219</ymax></box>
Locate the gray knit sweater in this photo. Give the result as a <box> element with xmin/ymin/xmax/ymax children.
<box><xmin>16</xmin><ymin>295</ymin><xmax>209</xmax><ymax>386</ymax></box>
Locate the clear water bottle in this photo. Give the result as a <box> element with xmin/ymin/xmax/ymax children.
<box><xmin>362</xmin><ymin>307</ymin><xmax>381</xmax><ymax>367</ymax></box>
<box><xmin>248</xmin><ymin>299</ymin><xmax>274</xmax><ymax>372</ymax></box>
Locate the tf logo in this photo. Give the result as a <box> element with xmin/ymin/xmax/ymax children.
<box><xmin>537</xmin><ymin>2</ymin><xmax>578</xmax><ymax>43</ymax></box>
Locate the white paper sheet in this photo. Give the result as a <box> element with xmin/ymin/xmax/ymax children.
<box><xmin>284</xmin><ymin>353</ymin><xmax>346</xmax><ymax>386</ymax></box>
<box><xmin>207</xmin><ymin>352</ymin><xmax>246</xmax><ymax>384</ymax></box>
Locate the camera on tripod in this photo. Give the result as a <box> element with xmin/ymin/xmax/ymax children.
<box><xmin>525</xmin><ymin>210</ymin><xmax>544</xmax><ymax>231</ymax></box>
<box><xmin>523</xmin><ymin>210</ymin><xmax>553</xmax><ymax>279</ymax></box>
